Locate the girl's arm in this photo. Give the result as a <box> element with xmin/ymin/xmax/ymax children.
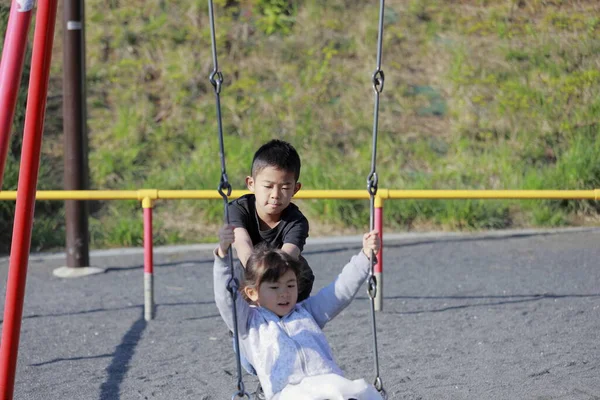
<box><xmin>214</xmin><ymin>224</ymin><xmax>252</xmax><ymax>334</ymax></box>
<box><xmin>301</xmin><ymin>251</ymin><xmax>371</xmax><ymax>328</ymax></box>
<box><xmin>213</xmin><ymin>249</ymin><xmax>252</xmax><ymax>335</ymax></box>
<box><xmin>302</xmin><ymin>230</ymin><xmax>379</xmax><ymax>328</ymax></box>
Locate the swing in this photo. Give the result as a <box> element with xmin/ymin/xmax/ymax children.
<box><xmin>208</xmin><ymin>1</ymin><xmax>387</xmax><ymax>398</ymax></box>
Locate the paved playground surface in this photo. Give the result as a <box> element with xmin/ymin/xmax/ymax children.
<box><xmin>1</xmin><ymin>228</ymin><xmax>599</xmax><ymax>399</ymax></box>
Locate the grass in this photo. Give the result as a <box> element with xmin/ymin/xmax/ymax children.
<box><xmin>1</xmin><ymin>0</ymin><xmax>600</xmax><ymax>252</ymax></box>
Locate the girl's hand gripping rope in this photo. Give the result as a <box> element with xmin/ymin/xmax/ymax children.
<box><xmin>362</xmin><ymin>230</ymin><xmax>381</xmax><ymax>257</ymax></box>
<box><xmin>218</xmin><ymin>224</ymin><xmax>235</xmax><ymax>258</ymax></box>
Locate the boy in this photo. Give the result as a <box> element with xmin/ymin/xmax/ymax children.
<box><xmin>228</xmin><ymin>139</ymin><xmax>314</xmax><ymax>301</ymax></box>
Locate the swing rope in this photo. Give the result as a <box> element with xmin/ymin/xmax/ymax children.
<box><xmin>366</xmin><ymin>0</ymin><xmax>386</xmax><ymax>397</ymax></box>
<box><xmin>208</xmin><ymin>1</ymin><xmax>250</xmax><ymax>398</ymax></box>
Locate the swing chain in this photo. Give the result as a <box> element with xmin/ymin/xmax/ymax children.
<box><xmin>365</xmin><ymin>0</ymin><xmax>386</xmax><ymax>397</ymax></box>
<box><xmin>208</xmin><ymin>1</ymin><xmax>250</xmax><ymax>399</ymax></box>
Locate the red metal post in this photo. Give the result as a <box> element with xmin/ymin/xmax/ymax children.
<box><xmin>374</xmin><ymin>202</ymin><xmax>383</xmax><ymax>311</ymax></box>
<box><xmin>0</xmin><ymin>1</ymin><xmax>34</xmax><ymax>188</ymax></box>
<box><xmin>143</xmin><ymin>199</ymin><xmax>154</xmax><ymax>321</ymax></box>
<box><xmin>0</xmin><ymin>1</ymin><xmax>59</xmax><ymax>398</ymax></box>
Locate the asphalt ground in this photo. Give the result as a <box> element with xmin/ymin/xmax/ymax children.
<box><xmin>0</xmin><ymin>228</ymin><xmax>599</xmax><ymax>399</ymax></box>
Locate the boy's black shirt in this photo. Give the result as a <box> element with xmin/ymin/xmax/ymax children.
<box><xmin>228</xmin><ymin>194</ymin><xmax>309</xmax><ymax>251</ymax></box>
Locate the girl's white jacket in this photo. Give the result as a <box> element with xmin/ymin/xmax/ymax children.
<box><xmin>213</xmin><ymin>250</ymin><xmax>372</xmax><ymax>399</ymax></box>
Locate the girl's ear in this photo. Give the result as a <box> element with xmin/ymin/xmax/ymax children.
<box><xmin>244</xmin><ymin>286</ymin><xmax>259</xmax><ymax>302</ymax></box>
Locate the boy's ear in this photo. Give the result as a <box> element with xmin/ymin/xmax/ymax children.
<box><xmin>244</xmin><ymin>286</ymin><xmax>259</xmax><ymax>302</ymax></box>
<box><xmin>246</xmin><ymin>176</ymin><xmax>255</xmax><ymax>192</ymax></box>
<box><xmin>293</xmin><ymin>182</ymin><xmax>301</xmax><ymax>195</ymax></box>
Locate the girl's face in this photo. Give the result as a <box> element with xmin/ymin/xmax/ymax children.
<box><xmin>245</xmin><ymin>269</ymin><xmax>298</xmax><ymax>317</ymax></box>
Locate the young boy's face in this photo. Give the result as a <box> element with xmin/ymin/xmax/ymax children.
<box><xmin>245</xmin><ymin>269</ymin><xmax>298</xmax><ymax>317</ymax></box>
<box><xmin>246</xmin><ymin>166</ymin><xmax>301</xmax><ymax>221</ymax></box>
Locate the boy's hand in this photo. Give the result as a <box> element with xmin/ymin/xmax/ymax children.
<box><xmin>362</xmin><ymin>230</ymin><xmax>380</xmax><ymax>257</ymax></box>
<box><xmin>218</xmin><ymin>224</ymin><xmax>235</xmax><ymax>258</ymax></box>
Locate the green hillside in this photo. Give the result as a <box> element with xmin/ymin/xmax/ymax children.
<box><xmin>1</xmin><ymin>0</ymin><xmax>600</xmax><ymax>252</ymax></box>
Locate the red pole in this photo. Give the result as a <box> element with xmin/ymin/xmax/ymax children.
<box><xmin>0</xmin><ymin>1</ymin><xmax>59</xmax><ymax>398</ymax></box>
<box><xmin>374</xmin><ymin>201</ymin><xmax>383</xmax><ymax>311</ymax></box>
<box><xmin>143</xmin><ymin>199</ymin><xmax>154</xmax><ymax>321</ymax></box>
<box><xmin>0</xmin><ymin>1</ymin><xmax>34</xmax><ymax>188</ymax></box>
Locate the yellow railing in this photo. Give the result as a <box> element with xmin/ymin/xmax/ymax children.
<box><xmin>1</xmin><ymin>188</ymin><xmax>600</xmax><ymax>201</ymax></box>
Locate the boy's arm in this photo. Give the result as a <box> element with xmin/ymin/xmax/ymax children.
<box><xmin>282</xmin><ymin>215</ymin><xmax>309</xmax><ymax>256</ymax></box>
<box><xmin>281</xmin><ymin>243</ymin><xmax>301</xmax><ymax>259</ymax></box>
<box><xmin>301</xmin><ymin>251</ymin><xmax>371</xmax><ymax>328</ymax></box>
<box><xmin>213</xmin><ymin>249</ymin><xmax>251</xmax><ymax>335</ymax></box>
<box><xmin>227</xmin><ymin>199</ymin><xmax>255</xmax><ymax>267</ymax></box>
<box><xmin>232</xmin><ymin>227</ymin><xmax>254</xmax><ymax>267</ymax></box>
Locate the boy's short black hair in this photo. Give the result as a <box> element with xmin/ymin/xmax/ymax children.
<box><xmin>251</xmin><ymin>139</ymin><xmax>301</xmax><ymax>182</ymax></box>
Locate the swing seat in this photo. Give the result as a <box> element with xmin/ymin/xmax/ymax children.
<box><xmin>272</xmin><ymin>373</ymin><xmax>384</xmax><ymax>400</ymax></box>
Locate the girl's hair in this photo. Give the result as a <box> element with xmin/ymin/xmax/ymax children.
<box><xmin>242</xmin><ymin>244</ymin><xmax>302</xmax><ymax>301</ymax></box>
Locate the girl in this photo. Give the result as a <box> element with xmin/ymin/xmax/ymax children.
<box><xmin>214</xmin><ymin>224</ymin><xmax>384</xmax><ymax>400</ymax></box>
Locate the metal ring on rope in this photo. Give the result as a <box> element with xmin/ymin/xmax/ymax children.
<box><xmin>367</xmin><ymin>275</ymin><xmax>377</xmax><ymax>299</ymax></box>
<box><xmin>367</xmin><ymin>171</ymin><xmax>378</xmax><ymax>196</ymax></box>
<box><xmin>226</xmin><ymin>276</ymin><xmax>240</xmax><ymax>296</ymax></box>
<box><xmin>231</xmin><ymin>382</ymin><xmax>251</xmax><ymax>400</ymax></box>
<box><xmin>372</xmin><ymin>69</ymin><xmax>385</xmax><ymax>93</ymax></box>
<box><xmin>210</xmin><ymin>71</ymin><xmax>224</xmax><ymax>94</ymax></box>
<box><xmin>374</xmin><ymin>376</ymin><xmax>387</xmax><ymax>398</ymax></box>
<box><xmin>218</xmin><ymin>178</ymin><xmax>232</xmax><ymax>198</ymax></box>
